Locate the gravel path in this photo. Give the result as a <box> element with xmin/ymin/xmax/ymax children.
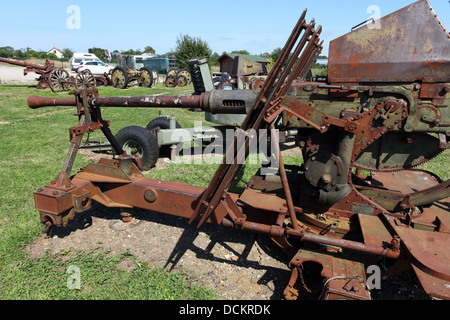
<box><xmin>0</xmin><ymin>64</ymin><xmax>39</xmax><ymax>85</ymax></box>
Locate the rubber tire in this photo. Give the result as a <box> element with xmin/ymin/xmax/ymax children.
<box><xmin>149</xmin><ymin>69</ymin><xmax>158</xmax><ymax>85</ymax></box>
<box><xmin>176</xmin><ymin>68</ymin><xmax>192</xmax><ymax>84</ymax></box>
<box><xmin>165</xmin><ymin>75</ymin><xmax>177</xmax><ymax>87</ymax></box>
<box><xmin>146</xmin><ymin>117</ymin><xmax>182</xmax><ymax>156</ymax></box>
<box><xmin>112</xmin><ymin>66</ymin><xmax>129</xmax><ymax>89</ymax></box>
<box><xmin>146</xmin><ymin>116</ymin><xmax>181</xmax><ymax>132</ymax></box>
<box><xmin>115</xmin><ymin>126</ymin><xmax>159</xmax><ymax>171</ymax></box>
<box><xmin>139</xmin><ymin>67</ymin><xmax>153</xmax><ymax>88</ymax></box>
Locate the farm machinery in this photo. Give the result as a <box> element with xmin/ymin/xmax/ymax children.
<box><xmin>26</xmin><ymin>0</ymin><xmax>449</xmax><ymax>300</ymax></box>
<box><xmin>0</xmin><ymin>57</ymin><xmax>110</xmax><ymax>92</ymax></box>
<box><xmin>164</xmin><ymin>68</ymin><xmax>192</xmax><ymax>88</ymax></box>
<box><xmin>111</xmin><ymin>55</ymin><xmax>159</xmax><ymax>89</ymax></box>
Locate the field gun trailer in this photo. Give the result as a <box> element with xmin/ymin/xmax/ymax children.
<box><xmin>0</xmin><ymin>57</ymin><xmax>110</xmax><ymax>92</ymax></box>
<box><xmin>26</xmin><ymin>0</ymin><xmax>450</xmax><ymax>300</ymax></box>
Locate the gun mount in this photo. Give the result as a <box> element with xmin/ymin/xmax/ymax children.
<box><xmin>0</xmin><ymin>57</ymin><xmax>59</xmax><ymax>90</ymax></box>
<box><xmin>27</xmin><ymin>0</ymin><xmax>450</xmax><ymax>300</ymax></box>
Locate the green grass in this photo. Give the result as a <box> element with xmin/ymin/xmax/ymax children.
<box><xmin>0</xmin><ymin>250</ymin><xmax>213</xmax><ymax>300</ymax></box>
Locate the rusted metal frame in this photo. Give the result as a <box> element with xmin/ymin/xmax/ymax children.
<box><xmin>356</xmin><ymin>186</ymin><xmax>411</xmax><ymax>211</ymax></box>
<box><xmin>63</xmin><ymin>90</ymin><xmax>98</xmax><ymax>176</ymax></box>
<box><xmin>408</xmin><ymin>179</ymin><xmax>450</xmax><ymax>207</ymax></box>
<box><xmin>357</xmin><ymin>178</ymin><xmax>450</xmax><ymax>210</ymax></box>
<box><xmin>327</xmin><ymin>104</ymin><xmax>409</xmax><ymax>216</ymax></box>
<box><xmin>278</xmin><ymin>25</ymin><xmax>323</xmax><ymax>99</ymax></box>
<box><xmin>269</xmin><ymin>123</ymin><xmax>299</xmax><ymax>230</ymax></box>
<box><xmin>285</xmin><ymin>249</ymin><xmax>371</xmax><ymax>300</ymax></box>
<box><xmin>262</xmin><ymin>26</ymin><xmax>324</xmax><ymax>122</ymax></box>
<box><xmin>242</xmin><ymin>9</ymin><xmax>308</xmax><ymax>118</ymax></box>
<box><xmin>256</xmin><ymin>21</ymin><xmax>320</xmax><ymax>129</ymax></box>
<box><xmin>189</xmin><ymin>12</ymin><xmax>318</xmax><ymax>228</ymax></box>
<box><xmin>189</xmin><ymin>133</ymin><xmax>248</xmax><ymax>228</ymax></box>
<box><xmin>321</xmin><ymin>83</ymin><xmax>418</xmax><ymax>131</ymax></box>
<box><xmin>34</xmin><ymin>153</ymin><xmax>404</xmax><ymax>260</ymax></box>
<box><xmin>268</xmin><ymin>20</ymin><xmax>315</xmax><ymax>102</ymax></box>
<box><xmin>0</xmin><ymin>57</ymin><xmax>53</xmax><ymax>71</ymax></box>
<box><xmin>27</xmin><ymin>94</ymin><xmax>205</xmax><ymax>111</ymax></box>
<box><xmin>266</xmin><ymin>97</ymin><xmax>359</xmax><ymax>133</ymax></box>
<box><xmin>87</xmin><ymin>100</ymin><xmax>126</xmax><ymax>156</ymax></box>
<box><xmin>285</xmin><ymin>228</ymin><xmax>400</xmax><ymax>259</ymax></box>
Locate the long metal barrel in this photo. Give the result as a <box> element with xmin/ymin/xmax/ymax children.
<box><xmin>0</xmin><ymin>57</ymin><xmax>47</xmax><ymax>70</ymax></box>
<box><xmin>27</xmin><ymin>90</ymin><xmax>256</xmax><ymax>115</ymax></box>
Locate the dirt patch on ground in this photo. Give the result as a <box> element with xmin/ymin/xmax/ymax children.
<box><xmin>26</xmin><ymin>206</ymin><xmax>291</xmax><ymax>300</ymax></box>
<box><xmin>25</xmin><ymin>149</ymin><xmax>431</xmax><ymax>300</ymax></box>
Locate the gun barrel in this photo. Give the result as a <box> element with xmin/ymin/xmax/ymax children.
<box><xmin>27</xmin><ymin>90</ymin><xmax>256</xmax><ymax>115</ymax></box>
<box><xmin>0</xmin><ymin>57</ymin><xmax>47</xmax><ymax>70</ymax></box>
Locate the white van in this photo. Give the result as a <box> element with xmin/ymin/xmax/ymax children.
<box><xmin>69</xmin><ymin>53</ymin><xmax>101</xmax><ymax>72</ymax></box>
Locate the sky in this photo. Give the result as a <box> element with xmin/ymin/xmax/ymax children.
<box><xmin>0</xmin><ymin>0</ymin><xmax>449</xmax><ymax>57</ymax></box>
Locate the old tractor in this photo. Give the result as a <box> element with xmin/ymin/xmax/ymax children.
<box><xmin>111</xmin><ymin>55</ymin><xmax>157</xmax><ymax>89</ymax></box>
<box><xmin>26</xmin><ymin>0</ymin><xmax>449</xmax><ymax>300</ymax></box>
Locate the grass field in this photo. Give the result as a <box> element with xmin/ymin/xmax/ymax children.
<box><xmin>0</xmin><ymin>84</ymin><xmax>448</xmax><ymax>300</ymax></box>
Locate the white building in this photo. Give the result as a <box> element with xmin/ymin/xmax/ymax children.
<box><xmin>47</xmin><ymin>47</ymin><xmax>64</xmax><ymax>59</ymax></box>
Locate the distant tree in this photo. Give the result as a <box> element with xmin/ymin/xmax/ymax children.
<box><xmin>47</xmin><ymin>53</ymin><xmax>58</xmax><ymax>60</ymax></box>
<box><xmin>27</xmin><ymin>49</ymin><xmax>37</xmax><ymax>57</ymax></box>
<box><xmin>259</xmin><ymin>52</ymin><xmax>270</xmax><ymax>59</ymax></box>
<box><xmin>121</xmin><ymin>49</ymin><xmax>142</xmax><ymax>55</ymax></box>
<box><xmin>173</xmin><ymin>34</ymin><xmax>212</xmax><ymax>68</ymax></box>
<box><xmin>231</xmin><ymin>50</ymin><xmax>250</xmax><ymax>55</ymax></box>
<box><xmin>14</xmin><ymin>50</ymin><xmax>26</xmax><ymax>59</ymax></box>
<box><xmin>62</xmin><ymin>48</ymin><xmax>74</xmax><ymax>59</ymax></box>
<box><xmin>209</xmin><ymin>52</ymin><xmax>220</xmax><ymax>66</ymax></box>
<box><xmin>31</xmin><ymin>52</ymin><xmax>39</xmax><ymax>59</ymax></box>
<box><xmin>269</xmin><ymin>47</ymin><xmax>282</xmax><ymax>63</ymax></box>
<box><xmin>88</xmin><ymin>47</ymin><xmax>107</xmax><ymax>60</ymax></box>
<box><xmin>0</xmin><ymin>46</ymin><xmax>14</xmax><ymax>58</ymax></box>
<box><xmin>39</xmin><ymin>52</ymin><xmax>48</xmax><ymax>59</ymax></box>
<box><xmin>144</xmin><ymin>46</ymin><xmax>155</xmax><ymax>54</ymax></box>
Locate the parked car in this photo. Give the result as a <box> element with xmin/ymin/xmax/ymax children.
<box><xmin>69</xmin><ymin>53</ymin><xmax>101</xmax><ymax>72</ymax></box>
<box><xmin>78</xmin><ymin>61</ymin><xmax>115</xmax><ymax>75</ymax></box>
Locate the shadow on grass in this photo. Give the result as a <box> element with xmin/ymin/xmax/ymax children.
<box><xmin>49</xmin><ymin>201</ymin><xmax>292</xmax><ymax>300</ymax></box>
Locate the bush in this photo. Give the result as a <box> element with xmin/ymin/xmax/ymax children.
<box><xmin>47</xmin><ymin>53</ymin><xmax>58</xmax><ymax>60</ymax></box>
<box><xmin>174</xmin><ymin>34</ymin><xmax>212</xmax><ymax>69</ymax></box>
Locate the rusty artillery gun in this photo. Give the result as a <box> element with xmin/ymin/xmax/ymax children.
<box><xmin>0</xmin><ymin>57</ymin><xmax>110</xmax><ymax>92</ymax></box>
<box><xmin>26</xmin><ymin>0</ymin><xmax>449</xmax><ymax>300</ymax></box>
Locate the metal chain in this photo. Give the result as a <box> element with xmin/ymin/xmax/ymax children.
<box><xmin>297</xmin><ymin>265</ymin><xmax>312</xmax><ymax>293</ymax></box>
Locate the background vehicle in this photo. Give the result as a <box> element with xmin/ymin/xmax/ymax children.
<box><xmin>78</xmin><ymin>61</ymin><xmax>114</xmax><ymax>75</ymax></box>
<box><xmin>69</xmin><ymin>53</ymin><xmax>101</xmax><ymax>72</ymax></box>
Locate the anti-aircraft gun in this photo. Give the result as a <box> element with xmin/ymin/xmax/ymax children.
<box><xmin>26</xmin><ymin>0</ymin><xmax>450</xmax><ymax>299</ymax></box>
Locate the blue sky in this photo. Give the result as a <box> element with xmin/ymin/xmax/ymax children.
<box><xmin>0</xmin><ymin>0</ymin><xmax>449</xmax><ymax>57</ymax></box>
